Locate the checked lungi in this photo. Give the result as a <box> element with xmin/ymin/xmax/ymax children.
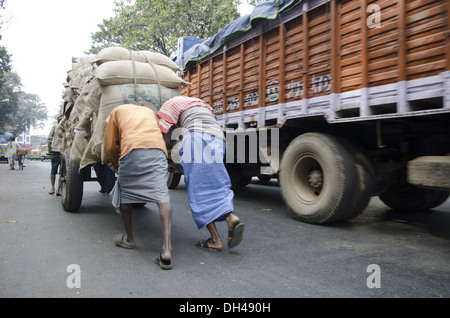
<box><xmin>179</xmin><ymin>131</ymin><xmax>234</xmax><ymax>229</ymax></box>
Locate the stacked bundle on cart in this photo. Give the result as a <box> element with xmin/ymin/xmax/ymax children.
<box><xmin>56</xmin><ymin>46</ymin><xmax>189</xmax><ymax>171</ymax></box>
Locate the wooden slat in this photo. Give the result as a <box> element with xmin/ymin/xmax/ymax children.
<box><xmin>303</xmin><ymin>10</ymin><xmax>309</xmax><ymax>99</ymax></box>
<box><xmin>258</xmin><ymin>34</ymin><xmax>266</xmax><ymax>108</ymax></box>
<box><xmin>446</xmin><ymin>0</ymin><xmax>450</xmax><ymax>71</ymax></box>
<box><xmin>398</xmin><ymin>0</ymin><xmax>407</xmax><ymax>82</ymax></box>
<box><xmin>222</xmin><ymin>50</ymin><xmax>228</xmax><ymax>112</ymax></box>
<box><xmin>360</xmin><ymin>0</ymin><xmax>368</xmax><ymax>88</ymax></box>
<box><xmin>182</xmin><ymin>0</ymin><xmax>449</xmax><ymax>106</ymax></box>
<box><xmin>209</xmin><ymin>59</ymin><xmax>213</xmax><ymax>106</ymax></box>
<box><xmin>279</xmin><ymin>24</ymin><xmax>286</xmax><ymax>104</ymax></box>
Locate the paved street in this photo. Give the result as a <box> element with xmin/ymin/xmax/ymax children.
<box><xmin>0</xmin><ymin>159</ymin><xmax>449</xmax><ymax>299</ymax></box>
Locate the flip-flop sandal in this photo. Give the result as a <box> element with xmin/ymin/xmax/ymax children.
<box><xmin>113</xmin><ymin>234</ymin><xmax>136</xmax><ymax>249</ymax></box>
<box><xmin>228</xmin><ymin>223</ymin><xmax>244</xmax><ymax>248</ymax></box>
<box><xmin>196</xmin><ymin>239</ymin><xmax>222</xmax><ymax>252</ymax></box>
<box><xmin>153</xmin><ymin>254</ymin><xmax>173</xmax><ymax>270</ymax></box>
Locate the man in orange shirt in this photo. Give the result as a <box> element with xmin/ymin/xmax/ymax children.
<box><xmin>104</xmin><ymin>104</ymin><xmax>173</xmax><ymax>270</ymax></box>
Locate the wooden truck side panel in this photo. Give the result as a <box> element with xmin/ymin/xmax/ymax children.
<box><xmin>181</xmin><ymin>0</ymin><xmax>450</xmax><ymax>126</ymax></box>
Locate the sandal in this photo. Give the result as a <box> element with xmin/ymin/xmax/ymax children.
<box><xmin>154</xmin><ymin>254</ymin><xmax>173</xmax><ymax>270</ymax></box>
<box><xmin>113</xmin><ymin>234</ymin><xmax>136</xmax><ymax>249</ymax></box>
<box><xmin>196</xmin><ymin>239</ymin><xmax>222</xmax><ymax>252</ymax></box>
<box><xmin>228</xmin><ymin>223</ymin><xmax>244</xmax><ymax>248</ymax></box>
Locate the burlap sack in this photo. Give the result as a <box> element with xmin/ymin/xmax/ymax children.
<box><xmin>94</xmin><ymin>46</ymin><xmax>181</xmax><ymax>72</ymax></box>
<box><xmin>70</xmin><ymin>134</ymin><xmax>89</xmax><ymax>163</ymax></box>
<box><xmin>79</xmin><ymin>83</ymin><xmax>180</xmax><ymax>169</ymax></box>
<box><xmin>69</xmin><ymin>79</ymin><xmax>102</xmax><ymax>119</ymax></box>
<box><xmin>95</xmin><ymin>60</ymin><xmax>190</xmax><ymax>88</ymax></box>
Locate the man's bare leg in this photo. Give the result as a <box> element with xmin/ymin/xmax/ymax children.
<box><xmin>119</xmin><ymin>203</ymin><xmax>135</xmax><ymax>246</ymax></box>
<box><xmin>56</xmin><ymin>175</ymin><xmax>62</xmax><ymax>196</ymax></box>
<box><xmin>49</xmin><ymin>174</ymin><xmax>56</xmax><ymax>194</ymax></box>
<box><xmin>205</xmin><ymin>222</ymin><xmax>223</xmax><ymax>250</ymax></box>
<box><xmin>157</xmin><ymin>201</ymin><xmax>172</xmax><ymax>261</ymax></box>
<box><xmin>226</xmin><ymin>212</ymin><xmax>244</xmax><ymax>248</ymax></box>
<box><xmin>226</xmin><ymin>212</ymin><xmax>240</xmax><ymax>231</ymax></box>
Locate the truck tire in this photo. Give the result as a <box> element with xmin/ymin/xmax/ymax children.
<box><xmin>379</xmin><ymin>182</ymin><xmax>449</xmax><ymax>211</ymax></box>
<box><xmin>279</xmin><ymin>133</ymin><xmax>358</xmax><ymax>224</ymax></box>
<box><xmin>427</xmin><ymin>191</ymin><xmax>450</xmax><ymax>209</ymax></box>
<box><xmin>258</xmin><ymin>175</ymin><xmax>272</xmax><ymax>182</ymax></box>
<box><xmin>338</xmin><ymin>139</ymin><xmax>376</xmax><ymax>220</ymax></box>
<box><xmin>60</xmin><ymin>148</ymin><xmax>84</xmax><ymax>212</ymax></box>
<box><xmin>167</xmin><ymin>171</ymin><xmax>182</xmax><ymax>189</ymax></box>
<box><xmin>226</xmin><ymin>165</ymin><xmax>252</xmax><ymax>188</ymax></box>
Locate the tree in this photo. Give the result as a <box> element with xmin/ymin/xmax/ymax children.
<box><xmin>88</xmin><ymin>0</ymin><xmax>241</xmax><ymax>56</ymax></box>
<box><xmin>0</xmin><ymin>45</ymin><xmax>20</xmax><ymax>130</ymax></box>
<box><xmin>247</xmin><ymin>0</ymin><xmax>268</xmax><ymax>4</ymax></box>
<box><xmin>8</xmin><ymin>92</ymin><xmax>47</xmax><ymax>138</ymax></box>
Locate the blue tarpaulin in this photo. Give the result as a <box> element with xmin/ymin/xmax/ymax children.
<box><xmin>178</xmin><ymin>0</ymin><xmax>303</xmax><ymax>69</ymax></box>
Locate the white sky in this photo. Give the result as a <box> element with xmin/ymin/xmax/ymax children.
<box><xmin>1</xmin><ymin>0</ymin><xmax>254</xmax><ymax>136</ymax></box>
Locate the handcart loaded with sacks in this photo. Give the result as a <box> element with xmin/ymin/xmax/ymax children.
<box><xmin>55</xmin><ymin>47</ymin><xmax>190</xmax><ymax>212</ymax></box>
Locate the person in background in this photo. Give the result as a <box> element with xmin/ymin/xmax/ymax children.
<box><xmin>6</xmin><ymin>137</ymin><xmax>19</xmax><ymax>170</ymax></box>
<box><xmin>157</xmin><ymin>96</ymin><xmax>244</xmax><ymax>252</ymax></box>
<box><xmin>47</xmin><ymin>123</ymin><xmax>62</xmax><ymax>195</ymax></box>
<box><xmin>104</xmin><ymin>104</ymin><xmax>173</xmax><ymax>270</ymax></box>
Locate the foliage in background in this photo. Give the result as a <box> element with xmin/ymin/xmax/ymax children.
<box><xmin>88</xmin><ymin>0</ymin><xmax>242</xmax><ymax>56</ymax></box>
<box><xmin>8</xmin><ymin>92</ymin><xmax>47</xmax><ymax>138</ymax></box>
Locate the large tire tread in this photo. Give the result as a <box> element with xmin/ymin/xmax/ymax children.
<box><xmin>279</xmin><ymin>133</ymin><xmax>358</xmax><ymax>224</ymax></box>
<box><xmin>61</xmin><ymin>148</ymin><xmax>84</xmax><ymax>212</ymax></box>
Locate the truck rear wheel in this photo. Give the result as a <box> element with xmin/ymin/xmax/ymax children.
<box><xmin>279</xmin><ymin>133</ymin><xmax>358</xmax><ymax>224</ymax></box>
<box><xmin>60</xmin><ymin>148</ymin><xmax>84</xmax><ymax>212</ymax></box>
<box><xmin>379</xmin><ymin>181</ymin><xmax>449</xmax><ymax>211</ymax></box>
<box><xmin>226</xmin><ymin>165</ymin><xmax>252</xmax><ymax>188</ymax></box>
<box><xmin>338</xmin><ymin>139</ymin><xmax>376</xmax><ymax>220</ymax></box>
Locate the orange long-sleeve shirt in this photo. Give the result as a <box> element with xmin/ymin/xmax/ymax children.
<box><xmin>104</xmin><ymin>104</ymin><xmax>168</xmax><ymax>168</ymax></box>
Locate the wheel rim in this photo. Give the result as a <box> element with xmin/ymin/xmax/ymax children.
<box><xmin>292</xmin><ymin>153</ymin><xmax>324</xmax><ymax>205</ymax></box>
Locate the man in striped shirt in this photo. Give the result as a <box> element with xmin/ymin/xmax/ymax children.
<box><xmin>158</xmin><ymin>96</ymin><xmax>244</xmax><ymax>252</ymax></box>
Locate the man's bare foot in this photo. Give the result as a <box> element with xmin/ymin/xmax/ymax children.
<box><xmin>226</xmin><ymin>213</ymin><xmax>240</xmax><ymax>231</ymax></box>
<box><xmin>113</xmin><ymin>234</ymin><xmax>136</xmax><ymax>249</ymax></box>
<box><xmin>196</xmin><ymin>238</ymin><xmax>223</xmax><ymax>251</ymax></box>
<box><xmin>226</xmin><ymin>212</ymin><xmax>244</xmax><ymax>248</ymax></box>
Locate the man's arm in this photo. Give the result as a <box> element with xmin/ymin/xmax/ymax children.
<box><xmin>103</xmin><ymin>114</ymin><xmax>120</xmax><ymax>169</ymax></box>
<box><xmin>47</xmin><ymin>125</ymin><xmax>55</xmax><ymax>153</ymax></box>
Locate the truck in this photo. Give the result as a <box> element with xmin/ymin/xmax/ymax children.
<box><xmin>0</xmin><ymin>131</ymin><xmax>13</xmax><ymax>162</ymax></box>
<box><xmin>26</xmin><ymin>148</ymin><xmax>41</xmax><ymax>160</ymax></box>
<box><xmin>174</xmin><ymin>0</ymin><xmax>450</xmax><ymax>224</ymax></box>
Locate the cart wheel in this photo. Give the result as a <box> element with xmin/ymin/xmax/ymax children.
<box><xmin>167</xmin><ymin>171</ymin><xmax>182</xmax><ymax>189</ymax></box>
<box><xmin>60</xmin><ymin>148</ymin><xmax>84</xmax><ymax>212</ymax></box>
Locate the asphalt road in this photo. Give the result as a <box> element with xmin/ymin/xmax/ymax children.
<box><xmin>0</xmin><ymin>159</ymin><xmax>449</xmax><ymax>299</ymax></box>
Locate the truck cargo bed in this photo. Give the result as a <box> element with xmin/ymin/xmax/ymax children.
<box><xmin>180</xmin><ymin>0</ymin><xmax>450</xmax><ymax>128</ymax></box>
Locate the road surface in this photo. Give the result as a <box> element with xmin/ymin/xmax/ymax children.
<box><xmin>1</xmin><ymin>159</ymin><xmax>449</xmax><ymax>300</ymax></box>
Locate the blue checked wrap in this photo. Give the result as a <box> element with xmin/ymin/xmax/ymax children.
<box><xmin>179</xmin><ymin>132</ymin><xmax>234</xmax><ymax>229</ymax></box>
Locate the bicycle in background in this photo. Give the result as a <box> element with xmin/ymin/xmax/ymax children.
<box><xmin>16</xmin><ymin>148</ymin><xmax>28</xmax><ymax>170</ymax></box>
<box><xmin>17</xmin><ymin>153</ymin><xmax>25</xmax><ymax>170</ymax></box>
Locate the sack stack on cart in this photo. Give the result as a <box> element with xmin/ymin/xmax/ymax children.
<box><xmin>56</xmin><ymin>46</ymin><xmax>189</xmax><ymax>171</ymax></box>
